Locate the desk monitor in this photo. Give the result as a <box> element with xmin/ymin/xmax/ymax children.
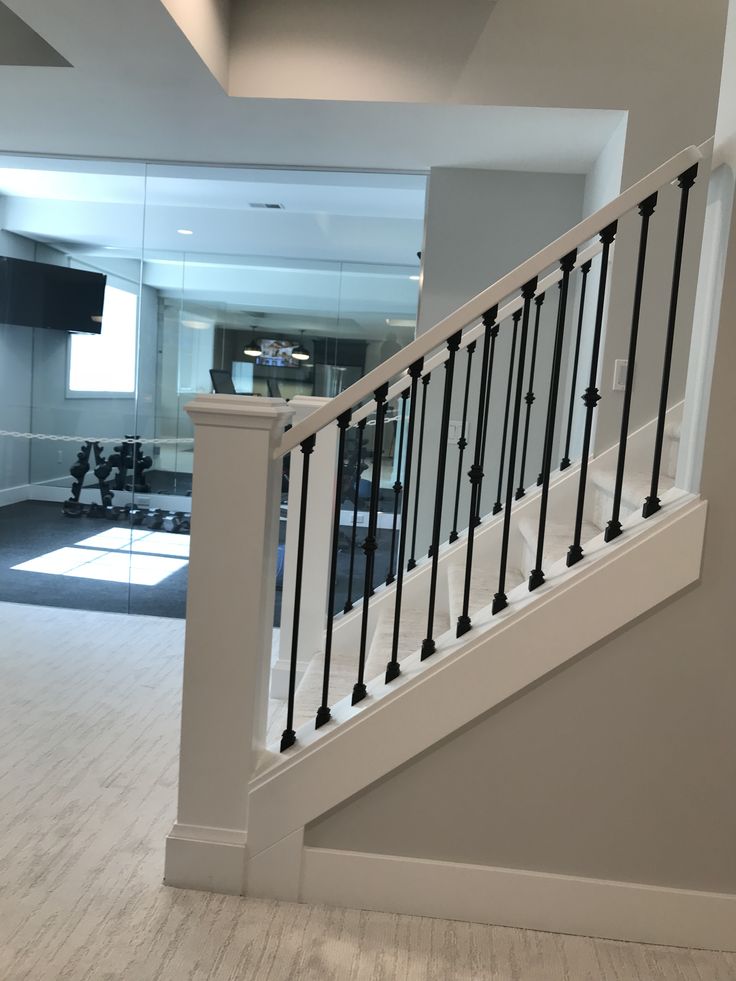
<box><xmin>209</xmin><ymin>369</ymin><xmax>236</xmax><ymax>394</ymax></box>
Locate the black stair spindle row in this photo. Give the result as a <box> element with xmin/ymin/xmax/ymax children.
<box><xmin>449</xmin><ymin>341</ymin><xmax>476</xmax><ymax>543</ymax></box>
<box><xmin>528</xmin><ymin>250</ymin><xmax>577</xmax><ymax>590</ymax></box>
<box><xmin>457</xmin><ymin>307</ymin><xmax>498</xmax><ymax>636</ymax></box>
<box><xmin>516</xmin><ymin>293</ymin><xmax>545</xmax><ymax>501</ymax></box>
<box><xmin>386</xmin><ymin>358</ymin><xmax>424</xmax><ymax>683</ymax></box>
<box><xmin>492</xmin><ymin>279</ymin><xmax>536</xmax><ymax>615</ymax></box>
<box><xmin>385</xmin><ymin>390</ymin><xmax>409</xmax><ymax>585</ymax></box>
<box><xmin>316</xmin><ymin>411</ymin><xmax>352</xmax><ymax>729</ymax></box>
<box><xmin>559</xmin><ymin>259</ymin><xmax>592</xmax><ymax>471</ymax></box>
<box><xmin>280</xmin><ymin>433</ymin><xmax>316</xmax><ymax>752</ymax></box>
<box><xmin>643</xmin><ymin>164</ymin><xmax>698</xmax><ymax>518</ymax></box>
<box><xmin>407</xmin><ymin>372</ymin><xmax>431</xmax><ymax>571</ymax></box>
<box><xmin>492</xmin><ymin>308</ymin><xmax>522</xmax><ymax>515</ymax></box>
<box><xmin>421</xmin><ymin>331</ymin><xmax>462</xmax><ymax>659</ymax></box>
<box><xmin>343</xmin><ymin>417</ymin><xmax>366</xmax><ymax>613</ymax></box>
<box><xmin>567</xmin><ymin>223</ymin><xmax>618</xmax><ymax>567</ymax></box>
<box><xmin>604</xmin><ymin>193</ymin><xmax>658</xmax><ymax>542</ymax></box>
<box><xmin>353</xmin><ymin>383</ymin><xmax>389</xmax><ymax>704</ymax></box>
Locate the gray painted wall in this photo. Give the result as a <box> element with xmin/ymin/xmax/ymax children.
<box><xmin>410</xmin><ymin>168</ymin><xmax>584</xmax><ymax>553</ymax></box>
<box><xmin>305</xmin><ymin>200</ymin><xmax>736</xmax><ymax>896</ymax></box>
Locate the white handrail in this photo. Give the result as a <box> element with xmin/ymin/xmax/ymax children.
<box><xmin>347</xmin><ymin>239</ymin><xmax>605</xmax><ymax>428</ymax></box>
<box><xmin>276</xmin><ymin>142</ymin><xmax>703</xmax><ymax>459</ymax></box>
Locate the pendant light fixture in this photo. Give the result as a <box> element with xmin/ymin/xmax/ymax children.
<box><xmin>244</xmin><ymin>328</ymin><xmax>262</xmax><ymax>357</ymax></box>
<box><xmin>292</xmin><ymin>330</ymin><xmax>310</xmax><ymax>362</ymax></box>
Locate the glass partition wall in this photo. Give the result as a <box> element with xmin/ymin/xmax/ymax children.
<box><xmin>0</xmin><ymin>155</ymin><xmax>425</xmax><ymax>618</ymax></box>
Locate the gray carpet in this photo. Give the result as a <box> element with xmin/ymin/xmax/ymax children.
<box><xmin>1</xmin><ymin>601</ymin><xmax>734</xmax><ymax>981</ymax></box>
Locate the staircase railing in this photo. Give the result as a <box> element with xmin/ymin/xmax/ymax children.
<box><xmin>276</xmin><ymin>143</ymin><xmax>705</xmax><ymax>752</ymax></box>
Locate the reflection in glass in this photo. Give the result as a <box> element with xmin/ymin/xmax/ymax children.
<box><xmin>0</xmin><ymin>154</ymin><xmax>426</xmax><ymax>620</ymax></box>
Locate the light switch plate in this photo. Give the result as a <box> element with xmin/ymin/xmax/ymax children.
<box><xmin>613</xmin><ymin>359</ymin><xmax>628</xmax><ymax>392</ymax></box>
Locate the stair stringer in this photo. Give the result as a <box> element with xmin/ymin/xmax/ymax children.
<box><xmin>247</xmin><ymin>493</ymin><xmax>706</xmax><ymax>871</ymax></box>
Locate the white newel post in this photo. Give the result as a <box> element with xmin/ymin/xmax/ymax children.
<box><xmin>271</xmin><ymin>395</ymin><xmax>338</xmax><ymax>700</ymax></box>
<box><xmin>164</xmin><ymin>394</ymin><xmax>292</xmax><ymax>895</ymax></box>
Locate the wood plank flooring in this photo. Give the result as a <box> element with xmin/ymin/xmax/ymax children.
<box><xmin>0</xmin><ymin>601</ymin><xmax>734</xmax><ymax>980</ymax></box>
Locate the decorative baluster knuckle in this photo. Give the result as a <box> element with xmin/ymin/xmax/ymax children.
<box><xmin>516</xmin><ymin>286</ymin><xmax>544</xmax><ymax>501</ymax></box>
<box><xmin>567</xmin><ymin>226</ymin><xmax>617</xmax><ymax>568</ymax></box>
<box><xmin>450</xmin><ymin>335</ymin><xmax>476</xmax><ymax>543</ymax></box>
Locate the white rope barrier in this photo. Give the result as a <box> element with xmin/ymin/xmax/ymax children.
<box><xmin>0</xmin><ymin>431</ymin><xmax>194</xmax><ymax>444</ymax></box>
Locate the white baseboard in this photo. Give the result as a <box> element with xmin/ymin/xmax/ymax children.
<box><xmin>300</xmin><ymin>847</ymin><xmax>736</xmax><ymax>952</ymax></box>
<box><xmin>164</xmin><ymin>822</ymin><xmax>247</xmax><ymax>895</ymax></box>
<box><xmin>0</xmin><ymin>483</ymin><xmax>30</xmax><ymax>507</ymax></box>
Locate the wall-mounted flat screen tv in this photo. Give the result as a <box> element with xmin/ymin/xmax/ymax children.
<box><xmin>0</xmin><ymin>255</ymin><xmax>106</xmax><ymax>334</ymax></box>
<box><xmin>255</xmin><ymin>338</ymin><xmax>304</xmax><ymax>368</ymax></box>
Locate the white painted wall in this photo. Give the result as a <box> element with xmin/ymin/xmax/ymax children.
<box><xmin>412</xmin><ymin>168</ymin><xmax>584</xmax><ymax>551</ymax></box>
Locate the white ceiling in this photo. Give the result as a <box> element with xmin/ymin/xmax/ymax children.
<box><xmin>0</xmin><ymin>164</ymin><xmax>427</xmax><ymax>265</ymax></box>
<box><xmin>0</xmin><ymin>0</ymin><xmax>624</xmax><ymax>339</ymax></box>
<box><xmin>0</xmin><ymin>0</ymin><xmax>624</xmax><ymax>172</ymax></box>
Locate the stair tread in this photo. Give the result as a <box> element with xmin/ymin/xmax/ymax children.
<box><xmin>447</xmin><ymin>560</ymin><xmax>524</xmax><ymax>622</ymax></box>
<box><xmin>591</xmin><ymin>466</ymin><xmax>674</xmax><ymax>508</ymax></box>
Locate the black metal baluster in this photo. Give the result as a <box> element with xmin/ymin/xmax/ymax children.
<box><xmin>457</xmin><ymin>306</ymin><xmax>497</xmax><ymax>637</ymax></box>
<box><xmin>492</xmin><ymin>280</ymin><xmax>536</xmax><ymax>614</ymax></box>
<box><xmin>529</xmin><ymin>251</ymin><xmax>577</xmax><ymax>590</ymax></box>
<box><xmin>643</xmin><ymin>164</ymin><xmax>698</xmax><ymax>519</ymax></box>
<box><xmin>559</xmin><ymin>259</ymin><xmax>592</xmax><ymax>471</ymax></box>
<box><xmin>421</xmin><ymin>331</ymin><xmax>462</xmax><ymax>659</ymax></box>
<box><xmin>449</xmin><ymin>340</ymin><xmax>476</xmax><ymax>543</ymax></box>
<box><xmin>343</xmin><ymin>417</ymin><xmax>366</xmax><ymax>613</ymax></box>
<box><xmin>316</xmin><ymin>411</ymin><xmax>352</xmax><ymax>728</ymax></box>
<box><xmin>605</xmin><ymin>194</ymin><xmax>658</xmax><ymax>542</ymax></box>
<box><xmin>475</xmin><ymin>317</ymin><xmax>500</xmax><ymax>524</ymax></box>
<box><xmin>567</xmin><ymin>224</ymin><xmax>618</xmax><ymax>566</ymax></box>
<box><xmin>386</xmin><ymin>358</ymin><xmax>423</xmax><ymax>682</ymax></box>
<box><xmin>515</xmin><ymin>293</ymin><xmax>545</xmax><ymax>500</ymax></box>
<box><xmin>385</xmin><ymin>389</ymin><xmax>409</xmax><ymax>585</ymax></box>
<box><xmin>407</xmin><ymin>372</ymin><xmax>430</xmax><ymax>571</ymax></box>
<box><xmin>353</xmin><ymin>383</ymin><xmax>389</xmax><ymax>704</ymax></box>
<box><xmin>492</xmin><ymin>309</ymin><xmax>522</xmax><ymax>515</ymax></box>
<box><xmin>281</xmin><ymin>433</ymin><xmax>316</xmax><ymax>751</ymax></box>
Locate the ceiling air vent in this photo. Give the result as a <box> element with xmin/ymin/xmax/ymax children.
<box><xmin>249</xmin><ymin>202</ymin><xmax>284</xmax><ymax>210</ymax></box>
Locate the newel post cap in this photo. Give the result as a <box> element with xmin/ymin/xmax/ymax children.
<box><xmin>184</xmin><ymin>394</ymin><xmax>294</xmax><ymax>432</ymax></box>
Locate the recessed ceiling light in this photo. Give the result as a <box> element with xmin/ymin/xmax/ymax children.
<box><xmin>409</xmin><ymin>275</ymin><xmax>420</xmax><ymax>281</ymax></box>
<box><xmin>177</xmin><ymin>228</ymin><xmax>193</xmax><ymax>236</ymax></box>
<box><xmin>182</xmin><ymin>319</ymin><xmax>209</xmax><ymax>330</ymax></box>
